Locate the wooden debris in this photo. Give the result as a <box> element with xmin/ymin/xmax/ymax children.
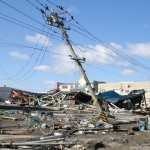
<box><xmin>0</xmin><ymin>129</ymin><xmax>33</xmax><ymax>135</ymax></box>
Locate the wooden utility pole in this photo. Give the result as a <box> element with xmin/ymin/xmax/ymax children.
<box><xmin>46</xmin><ymin>10</ymin><xmax>103</xmax><ymax>114</ymax></box>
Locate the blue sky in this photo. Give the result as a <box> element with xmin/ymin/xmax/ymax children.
<box><xmin>0</xmin><ymin>0</ymin><xmax>150</xmax><ymax>92</ymax></box>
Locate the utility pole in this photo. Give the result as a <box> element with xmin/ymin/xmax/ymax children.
<box><xmin>46</xmin><ymin>10</ymin><xmax>102</xmax><ymax>114</ymax></box>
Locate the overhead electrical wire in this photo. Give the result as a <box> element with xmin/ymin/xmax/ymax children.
<box><xmin>1</xmin><ymin>0</ymin><xmax>150</xmax><ymax>83</ymax></box>
<box><xmin>10</xmin><ymin>24</ymin><xmax>47</xmax><ymax>81</ymax></box>
<box><xmin>0</xmin><ymin>12</ymin><xmax>63</xmax><ymax>42</ymax></box>
<box><xmin>15</xmin><ymin>25</ymin><xmax>62</xmax><ymax>82</ymax></box>
<box><xmin>46</xmin><ymin>0</ymin><xmax>150</xmax><ymax>73</ymax></box>
<box><xmin>15</xmin><ymin>33</ymin><xmax>50</xmax><ymax>82</ymax></box>
<box><xmin>0</xmin><ymin>28</ymin><xmax>44</xmax><ymax>81</ymax></box>
<box><xmin>0</xmin><ymin>60</ymin><xmax>10</xmax><ymax>80</ymax></box>
<box><xmin>0</xmin><ymin>38</ymin><xmax>69</xmax><ymax>55</ymax></box>
<box><xmin>31</xmin><ymin>0</ymin><xmax>81</xmax><ymax>79</ymax></box>
<box><xmin>70</xmin><ymin>26</ymin><xmax>150</xmax><ymax>72</ymax></box>
<box><xmin>0</xmin><ymin>0</ymin><xmax>44</xmax><ymax>26</ymax></box>
<box><xmin>85</xmin><ymin>63</ymin><xmax>123</xmax><ymax>77</ymax></box>
<box><xmin>43</xmin><ymin>0</ymin><xmax>150</xmax><ymax>73</ymax></box>
<box><xmin>26</xmin><ymin>0</ymin><xmax>45</xmax><ymax>14</ymax></box>
<box><xmin>0</xmin><ymin>38</ymin><xmax>69</xmax><ymax>81</ymax></box>
<box><xmin>46</xmin><ymin>0</ymin><xmax>59</xmax><ymax>8</ymax></box>
<box><xmin>0</xmin><ymin>39</ymin><xmax>67</xmax><ymax>55</ymax></box>
<box><xmin>69</xmin><ymin>22</ymin><xmax>150</xmax><ymax>72</ymax></box>
<box><xmin>70</xmin><ymin>41</ymin><xmax>150</xmax><ymax>77</ymax></box>
<box><xmin>35</xmin><ymin>0</ymin><xmax>49</xmax><ymax>11</ymax></box>
<box><xmin>0</xmin><ymin>10</ymin><xmax>67</xmax><ymax>81</ymax></box>
<box><xmin>0</xmin><ymin>0</ymin><xmax>68</xmax><ymax>81</ymax></box>
<box><xmin>43</xmin><ymin>0</ymin><xmax>150</xmax><ymax>77</ymax></box>
<box><xmin>65</xmin><ymin>29</ymin><xmax>150</xmax><ymax>77</ymax></box>
<box><xmin>0</xmin><ymin>0</ymin><xmax>63</xmax><ymax>38</ymax></box>
<box><xmin>0</xmin><ymin>0</ymin><xmax>78</xmax><ymax>82</ymax></box>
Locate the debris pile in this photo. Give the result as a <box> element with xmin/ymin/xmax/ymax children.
<box><xmin>0</xmin><ymin>88</ymin><xmax>150</xmax><ymax>149</ymax></box>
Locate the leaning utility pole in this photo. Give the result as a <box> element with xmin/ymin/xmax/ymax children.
<box><xmin>47</xmin><ymin>10</ymin><xmax>102</xmax><ymax>114</ymax></box>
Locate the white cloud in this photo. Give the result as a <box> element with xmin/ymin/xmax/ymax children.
<box><xmin>34</xmin><ymin>65</ymin><xmax>51</xmax><ymax>71</ymax></box>
<box><xmin>128</xmin><ymin>43</ymin><xmax>150</xmax><ymax>58</ymax></box>
<box><xmin>10</xmin><ymin>51</ymin><xmax>29</xmax><ymax>60</ymax></box>
<box><xmin>142</xmin><ymin>23</ymin><xmax>150</xmax><ymax>28</ymax></box>
<box><xmin>25</xmin><ymin>33</ymin><xmax>51</xmax><ymax>46</ymax></box>
<box><xmin>33</xmin><ymin>42</ymin><xmax>150</xmax><ymax>76</ymax></box>
<box><xmin>121</xmin><ymin>69</ymin><xmax>135</xmax><ymax>76</ymax></box>
<box><xmin>110</xmin><ymin>42</ymin><xmax>123</xmax><ymax>50</ymax></box>
<box><xmin>78</xmin><ymin>44</ymin><xmax>117</xmax><ymax>65</ymax></box>
<box><xmin>116</xmin><ymin>61</ymin><xmax>131</xmax><ymax>67</ymax></box>
<box><xmin>67</xmin><ymin>6</ymin><xmax>78</xmax><ymax>13</ymax></box>
<box><xmin>34</xmin><ymin>45</ymin><xmax>77</xmax><ymax>74</ymax></box>
<box><xmin>45</xmin><ymin>80</ymin><xmax>56</xmax><ymax>85</ymax></box>
<box><xmin>33</xmin><ymin>43</ymin><xmax>128</xmax><ymax>75</ymax></box>
<box><xmin>44</xmin><ymin>80</ymin><xmax>57</xmax><ymax>90</ymax></box>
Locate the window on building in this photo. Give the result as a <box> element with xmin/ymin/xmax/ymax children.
<box><xmin>100</xmin><ymin>90</ymin><xmax>105</xmax><ymax>92</ymax></box>
<box><xmin>75</xmin><ymin>84</ymin><xmax>78</xmax><ymax>88</ymax></box>
<box><xmin>125</xmin><ymin>90</ymin><xmax>129</xmax><ymax>93</ymax></box>
<box><xmin>62</xmin><ymin>85</ymin><xmax>68</xmax><ymax>89</ymax></box>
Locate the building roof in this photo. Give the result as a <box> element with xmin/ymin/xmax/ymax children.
<box><xmin>0</xmin><ymin>87</ymin><xmax>45</xmax><ymax>101</ymax></box>
<box><xmin>0</xmin><ymin>87</ymin><xmax>13</xmax><ymax>101</ymax></box>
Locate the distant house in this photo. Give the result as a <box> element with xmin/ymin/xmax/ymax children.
<box><xmin>57</xmin><ymin>81</ymin><xmax>105</xmax><ymax>94</ymax></box>
<box><xmin>0</xmin><ymin>87</ymin><xmax>13</xmax><ymax>101</ymax></box>
<box><xmin>0</xmin><ymin>87</ymin><xmax>44</xmax><ymax>102</ymax></box>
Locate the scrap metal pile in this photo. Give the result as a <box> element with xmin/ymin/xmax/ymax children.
<box><xmin>0</xmin><ymin>89</ymin><xmax>149</xmax><ymax>149</ymax></box>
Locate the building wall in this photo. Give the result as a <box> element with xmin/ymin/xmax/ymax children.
<box><xmin>58</xmin><ymin>83</ymin><xmax>94</xmax><ymax>93</ymax></box>
<box><xmin>59</xmin><ymin>84</ymin><xmax>80</xmax><ymax>92</ymax></box>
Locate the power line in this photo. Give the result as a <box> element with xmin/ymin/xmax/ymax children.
<box><xmin>14</xmin><ymin>34</ymin><xmax>49</xmax><ymax>82</ymax></box>
<box><xmin>70</xmin><ymin>26</ymin><xmax>150</xmax><ymax>73</ymax></box>
<box><xmin>47</xmin><ymin>1</ymin><xmax>150</xmax><ymax>74</ymax></box>
<box><xmin>26</xmin><ymin>0</ymin><xmax>46</xmax><ymax>14</ymax></box>
<box><xmin>0</xmin><ymin>0</ymin><xmax>63</xmax><ymax>37</ymax></box>
<box><xmin>10</xmin><ymin>24</ymin><xmax>47</xmax><ymax>80</ymax></box>
<box><xmin>0</xmin><ymin>37</ymin><xmax>69</xmax><ymax>81</ymax></box>
<box><xmin>0</xmin><ymin>39</ymin><xmax>68</xmax><ymax>56</ymax></box>
<box><xmin>0</xmin><ymin>12</ymin><xmax>63</xmax><ymax>42</ymax></box>
<box><xmin>0</xmin><ymin>13</ymin><xmax>49</xmax><ymax>81</ymax></box>
<box><xmin>70</xmin><ymin>41</ymin><xmax>150</xmax><ymax>77</ymax></box>
<box><xmin>85</xmin><ymin>63</ymin><xmax>123</xmax><ymax>77</ymax></box>
<box><xmin>71</xmin><ymin>23</ymin><xmax>150</xmax><ymax>72</ymax></box>
<box><xmin>0</xmin><ymin>0</ymin><xmax>43</xmax><ymax>26</ymax></box>
<box><xmin>44</xmin><ymin>0</ymin><xmax>150</xmax><ymax>73</ymax></box>
<box><xmin>1</xmin><ymin>0</ymin><xmax>150</xmax><ymax>84</ymax></box>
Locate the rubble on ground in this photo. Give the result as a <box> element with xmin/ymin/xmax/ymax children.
<box><xmin>0</xmin><ymin>88</ymin><xmax>150</xmax><ymax>149</ymax></box>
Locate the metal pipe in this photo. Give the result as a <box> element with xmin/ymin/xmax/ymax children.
<box><xmin>24</xmin><ymin>138</ymin><xmax>64</xmax><ymax>144</ymax></box>
<box><xmin>40</xmin><ymin>135</ymin><xmax>64</xmax><ymax>140</ymax></box>
<box><xmin>0</xmin><ymin>142</ymin><xmax>75</xmax><ymax>146</ymax></box>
